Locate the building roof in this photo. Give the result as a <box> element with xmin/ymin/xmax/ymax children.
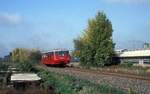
<box><xmin>11</xmin><ymin>73</ymin><xmax>41</xmax><ymax>82</ymax></box>
<box><xmin>118</xmin><ymin>49</ymin><xmax>150</xmax><ymax>57</ymax></box>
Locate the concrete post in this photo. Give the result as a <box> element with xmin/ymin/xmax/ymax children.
<box><xmin>139</xmin><ymin>59</ymin><xmax>144</xmax><ymax>65</ymax></box>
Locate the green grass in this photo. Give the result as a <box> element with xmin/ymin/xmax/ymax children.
<box><xmin>0</xmin><ymin>62</ymin><xmax>9</xmax><ymax>71</ymax></box>
<box><xmin>119</xmin><ymin>62</ymin><xmax>133</xmax><ymax>68</ymax></box>
<box><xmin>38</xmin><ymin>69</ymin><xmax>126</xmax><ymax>94</ymax></box>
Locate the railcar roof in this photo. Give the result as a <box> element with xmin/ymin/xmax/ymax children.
<box><xmin>42</xmin><ymin>49</ymin><xmax>69</xmax><ymax>54</ymax></box>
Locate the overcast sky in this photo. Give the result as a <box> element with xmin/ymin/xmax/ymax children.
<box><xmin>0</xmin><ymin>0</ymin><xmax>150</xmax><ymax>57</ymax></box>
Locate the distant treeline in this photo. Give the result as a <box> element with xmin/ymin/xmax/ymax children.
<box><xmin>0</xmin><ymin>48</ymin><xmax>41</xmax><ymax>64</ymax></box>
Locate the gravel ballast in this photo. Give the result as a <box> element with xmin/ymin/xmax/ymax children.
<box><xmin>41</xmin><ymin>66</ymin><xmax>150</xmax><ymax>94</ymax></box>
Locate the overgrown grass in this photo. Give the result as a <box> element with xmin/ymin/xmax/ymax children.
<box><xmin>16</xmin><ymin>62</ymin><xmax>33</xmax><ymax>72</ymax></box>
<box><xmin>13</xmin><ymin>61</ymin><xmax>40</xmax><ymax>73</ymax></box>
<box><xmin>38</xmin><ymin>69</ymin><xmax>126</xmax><ymax>94</ymax></box>
<box><xmin>74</xmin><ymin>62</ymin><xmax>150</xmax><ymax>77</ymax></box>
<box><xmin>119</xmin><ymin>62</ymin><xmax>133</xmax><ymax>68</ymax></box>
<box><xmin>0</xmin><ymin>62</ymin><xmax>9</xmax><ymax>71</ymax></box>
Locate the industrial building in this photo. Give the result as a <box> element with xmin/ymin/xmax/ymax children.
<box><xmin>116</xmin><ymin>49</ymin><xmax>150</xmax><ymax>66</ymax></box>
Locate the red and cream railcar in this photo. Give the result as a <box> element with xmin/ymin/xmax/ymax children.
<box><xmin>41</xmin><ymin>49</ymin><xmax>71</xmax><ymax>65</ymax></box>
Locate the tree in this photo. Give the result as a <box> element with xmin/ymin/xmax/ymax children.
<box><xmin>74</xmin><ymin>11</ymin><xmax>114</xmax><ymax>67</ymax></box>
<box><xmin>11</xmin><ymin>48</ymin><xmax>30</xmax><ymax>63</ymax></box>
<box><xmin>11</xmin><ymin>48</ymin><xmax>41</xmax><ymax>63</ymax></box>
<box><xmin>72</xmin><ymin>38</ymin><xmax>84</xmax><ymax>58</ymax></box>
<box><xmin>29</xmin><ymin>50</ymin><xmax>41</xmax><ymax>63</ymax></box>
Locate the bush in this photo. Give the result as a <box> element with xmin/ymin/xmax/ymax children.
<box><xmin>0</xmin><ymin>63</ymin><xmax>9</xmax><ymax>71</ymax></box>
<box><xmin>29</xmin><ymin>51</ymin><xmax>41</xmax><ymax>64</ymax></box>
<box><xmin>128</xmin><ymin>88</ymin><xmax>137</xmax><ymax>94</ymax></box>
<box><xmin>120</xmin><ymin>62</ymin><xmax>133</xmax><ymax>68</ymax></box>
<box><xmin>16</xmin><ymin>62</ymin><xmax>33</xmax><ymax>72</ymax></box>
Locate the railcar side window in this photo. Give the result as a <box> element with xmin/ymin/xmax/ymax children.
<box><xmin>48</xmin><ymin>52</ymin><xmax>53</xmax><ymax>56</ymax></box>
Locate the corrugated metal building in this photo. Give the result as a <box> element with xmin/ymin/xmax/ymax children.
<box><xmin>116</xmin><ymin>49</ymin><xmax>150</xmax><ymax>65</ymax></box>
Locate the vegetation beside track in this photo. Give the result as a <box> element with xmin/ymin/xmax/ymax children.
<box><xmin>69</xmin><ymin>62</ymin><xmax>150</xmax><ymax>77</ymax></box>
<box><xmin>37</xmin><ymin>68</ymin><xmax>126</xmax><ymax>94</ymax></box>
<box><xmin>0</xmin><ymin>62</ymin><xmax>127</xmax><ymax>94</ymax></box>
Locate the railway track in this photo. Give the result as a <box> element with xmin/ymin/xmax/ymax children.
<box><xmin>64</xmin><ymin>67</ymin><xmax>150</xmax><ymax>82</ymax></box>
<box><xmin>38</xmin><ymin>64</ymin><xmax>150</xmax><ymax>94</ymax></box>
<box><xmin>38</xmin><ymin>64</ymin><xmax>150</xmax><ymax>81</ymax></box>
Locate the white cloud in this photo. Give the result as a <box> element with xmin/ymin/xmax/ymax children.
<box><xmin>0</xmin><ymin>12</ymin><xmax>22</xmax><ymax>26</ymax></box>
<box><xmin>105</xmin><ymin>0</ymin><xmax>150</xmax><ymax>4</ymax></box>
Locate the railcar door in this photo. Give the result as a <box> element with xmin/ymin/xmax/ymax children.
<box><xmin>42</xmin><ymin>53</ymin><xmax>48</xmax><ymax>64</ymax></box>
<box><xmin>48</xmin><ymin>52</ymin><xmax>54</xmax><ymax>64</ymax></box>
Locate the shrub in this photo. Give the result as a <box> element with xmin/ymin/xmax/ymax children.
<box><xmin>0</xmin><ymin>63</ymin><xmax>8</xmax><ymax>71</ymax></box>
<box><xmin>128</xmin><ymin>88</ymin><xmax>137</xmax><ymax>94</ymax></box>
<box><xmin>16</xmin><ymin>62</ymin><xmax>33</xmax><ymax>72</ymax></box>
<box><xmin>29</xmin><ymin>50</ymin><xmax>41</xmax><ymax>64</ymax></box>
<box><xmin>120</xmin><ymin>62</ymin><xmax>133</xmax><ymax>68</ymax></box>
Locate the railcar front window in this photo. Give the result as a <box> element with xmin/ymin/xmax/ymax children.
<box><xmin>55</xmin><ymin>51</ymin><xmax>69</xmax><ymax>56</ymax></box>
